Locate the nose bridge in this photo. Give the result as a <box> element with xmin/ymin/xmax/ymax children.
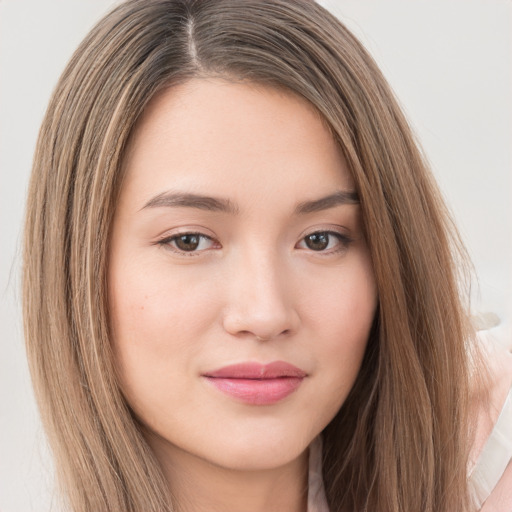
<box><xmin>222</xmin><ymin>244</ymin><xmax>298</xmax><ymax>339</ymax></box>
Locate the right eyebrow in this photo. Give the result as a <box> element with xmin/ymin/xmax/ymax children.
<box><xmin>141</xmin><ymin>191</ymin><xmax>240</xmax><ymax>214</ymax></box>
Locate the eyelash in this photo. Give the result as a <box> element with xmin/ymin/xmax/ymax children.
<box><xmin>296</xmin><ymin>230</ymin><xmax>354</xmax><ymax>254</ymax></box>
<box><xmin>156</xmin><ymin>232</ymin><xmax>218</xmax><ymax>256</ymax></box>
<box><xmin>156</xmin><ymin>230</ymin><xmax>354</xmax><ymax>256</ymax></box>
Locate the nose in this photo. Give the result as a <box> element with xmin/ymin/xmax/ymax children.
<box><xmin>221</xmin><ymin>250</ymin><xmax>300</xmax><ymax>341</ymax></box>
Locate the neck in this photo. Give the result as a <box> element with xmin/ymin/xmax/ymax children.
<box><xmin>148</xmin><ymin>435</ymin><xmax>309</xmax><ymax>512</ymax></box>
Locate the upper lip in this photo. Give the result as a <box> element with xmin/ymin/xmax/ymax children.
<box><xmin>203</xmin><ymin>361</ymin><xmax>307</xmax><ymax>379</ymax></box>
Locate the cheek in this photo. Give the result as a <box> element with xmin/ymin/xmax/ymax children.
<box><xmin>302</xmin><ymin>256</ymin><xmax>376</xmax><ymax>409</ymax></box>
<box><xmin>304</xmin><ymin>251</ymin><xmax>376</xmax><ymax>339</ymax></box>
<box><xmin>109</xmin><ymin>254</ymin><xmax>216</xmax><ymax>344</ymax></box>
<box><xmin>107</xmin><ymin>258</ymin><xmax>218</xmax><ymax>407</ymax></box>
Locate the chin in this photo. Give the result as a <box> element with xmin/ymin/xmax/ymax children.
<box><xmin>202</xmin><ymin>428</ymin><xmax>313</xmax><ymax>471</ymax></box>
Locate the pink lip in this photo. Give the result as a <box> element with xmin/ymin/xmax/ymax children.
<box><xmin>203</xmin><ymin>361</ymin><xmax>307</xmax><ymax>405</ymax></box>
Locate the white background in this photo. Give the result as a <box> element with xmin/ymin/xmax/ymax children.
<box><xmin>1</xmin><ymin>1</ymin><xmax>510</xmax><ymax>510</ymax></box>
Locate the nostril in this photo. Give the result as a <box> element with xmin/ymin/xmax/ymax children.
<box><xmin>222</xmin><ymin>293</ymin><xmax>300</xmax><ymax>340</ymax></box>
<box><xmin>255</xmin><ymin>329</ymin><xmax>292</xmax><ymax>342</ymax></box>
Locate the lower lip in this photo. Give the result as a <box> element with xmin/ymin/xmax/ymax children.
<box><xmin>204</xmin><ymin>377</ymin><xmax>303</xmax><ymax>405</ymax></box>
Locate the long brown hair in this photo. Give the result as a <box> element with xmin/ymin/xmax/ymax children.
<box><xmin>23</xmin><ymin>1</ymin><xmax>477</xmax><ymax>510</ymax></box>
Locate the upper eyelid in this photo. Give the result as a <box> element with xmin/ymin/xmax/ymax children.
<box><xmin>154</xmin><ymin>226</ymin><xmax>355</xmax><ymax>247</ymax></box>
<box><xmin>298</xmin><ymin>230</ymin><xmax>353</xmax><ymax>243</ymax></box>
<box><xmin>155</xmin><ymin>227</ymin><xmax>216</xmax><ymax>242</ymax></box>
<box><xmin>156</xmin><ymin>232</ymin><xmax>219</xmax><ymax>257</ymax></box>
<box><xmin>297</xmin><ymin>224</ymin><xmax>352</xmax><ymax>240</ymax></box>
<box><xmin>158</xmin><ymin>232</ymin><xmax>216</xmax><ymax>245</ymax></box>
<box><xmin>304</xmin><ymin>228</ymin><xmax>348</xmax><ymax>236</ymax></box>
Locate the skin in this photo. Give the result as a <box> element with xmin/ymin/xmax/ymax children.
<box><xmin>108</xmin><ymin>78</ymin><xmax>377</xmax><ymax>512</ymax></box>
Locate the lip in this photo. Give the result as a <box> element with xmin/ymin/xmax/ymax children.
<box><xmin>203</xmin><ymin>361</ymin><xmax>307</xmax><ymax>405</ymax></box>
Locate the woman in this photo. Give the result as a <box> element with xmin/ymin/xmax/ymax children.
<box><xmin>22</xmin><ymin>0</ymin><xmax>512</xmax><ymax>511</ymax></box>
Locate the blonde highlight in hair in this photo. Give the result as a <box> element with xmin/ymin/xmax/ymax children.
<box><xmin>24</xmin><ymin>1</ymin><xmax>476</xmax><ymax>510</ymax></box>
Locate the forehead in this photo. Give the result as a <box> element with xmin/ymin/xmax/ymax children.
<box><xmin>121</xmin><ymin>78</ymin><xmax>354</xmax><ymax>210</ymax></box>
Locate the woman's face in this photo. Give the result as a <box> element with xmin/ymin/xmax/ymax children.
<box><xmin>108</xmin><ymin>78</ymin><xmax>377</xmax><ymax>472</ymax></box>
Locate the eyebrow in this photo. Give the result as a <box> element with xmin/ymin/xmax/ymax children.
<box><xmin>141</xmin><ymin>192</ymin><xmax>240</xmax><ymax>214</ymax></box>
<box><xmin>141</xmin><ymin>190</ymin><xmax>359</xmax><ymax>214</ymax></box>
<box><xmin>294</xmin><ymin>191</ymin><xmax>359</xmax><ymax>214</ymax></box>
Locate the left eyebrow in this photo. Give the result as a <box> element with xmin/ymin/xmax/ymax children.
<box><xmin>294</xmin><ymin>191</ymin><xmax>359</xmax><ymax>214</ymax></box>
<box><xmin>141</xmin><ymin>191</ymin><xmax>239</xmax><ymax>214</ymax></box>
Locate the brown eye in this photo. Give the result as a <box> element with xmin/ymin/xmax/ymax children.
<box><xmin>174</xmin><ymin>234</ymin><xmax>201</xmax><ymax>251</ymax></box>
<box><xmin>304</xmin><ymin>233</ymin><xmax>329</xmax><ymax>251</ymax></box>
<box><xmin>297</xmin><ymin>231</ymin><xmax>353</xmax><ymax>253</ymax></box>
<box><xmin>157</xmin><ymin>233</ymin><xmax>217</xmax><ymax>253</ymax></box>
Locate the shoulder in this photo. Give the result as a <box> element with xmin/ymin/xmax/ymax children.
<box><xmin>469</xmin><ymin>323</ymin><xmax>512</xmax><ymax>512</ymax></box>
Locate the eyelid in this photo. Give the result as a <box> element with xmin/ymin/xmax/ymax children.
<box><xmin>154</xmin><ymin>228</ymin><xmax>221</xmax><ymax>256</ymax></box>
<box><xmin>295</xmin><ymin>227</ymin><xmax>354</xmax><ymax>254</ymax></box>
<box><xmin>154</xmin><ymin>224</ymin><xmax>217</xmax><ymax>240</ymax></box>
<box><xmin>152</xmin><ymin>225</ymin><xmax>355</xmax><ymax>256</ymax></box>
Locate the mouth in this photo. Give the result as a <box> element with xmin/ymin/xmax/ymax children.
<box><xmin>202</xmin><ymin>361</ymin><xmax>307</xmax><ymax>405</ymax></box>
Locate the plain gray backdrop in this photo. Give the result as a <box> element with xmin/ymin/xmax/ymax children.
<box><xmin>1</xmin><ymin>1</ymin><xmax>511</xmax><ymax>510</ymax></box>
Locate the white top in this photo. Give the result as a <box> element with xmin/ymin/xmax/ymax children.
<box><xmin>469</xmin><ymin>387</ymin><xmax>512</xmax><ymax>509</ymax></box>
<box><xmin>307</xmin><ymin>436</ymin><xmax>329</xmax><ymax>512</ymax></box>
